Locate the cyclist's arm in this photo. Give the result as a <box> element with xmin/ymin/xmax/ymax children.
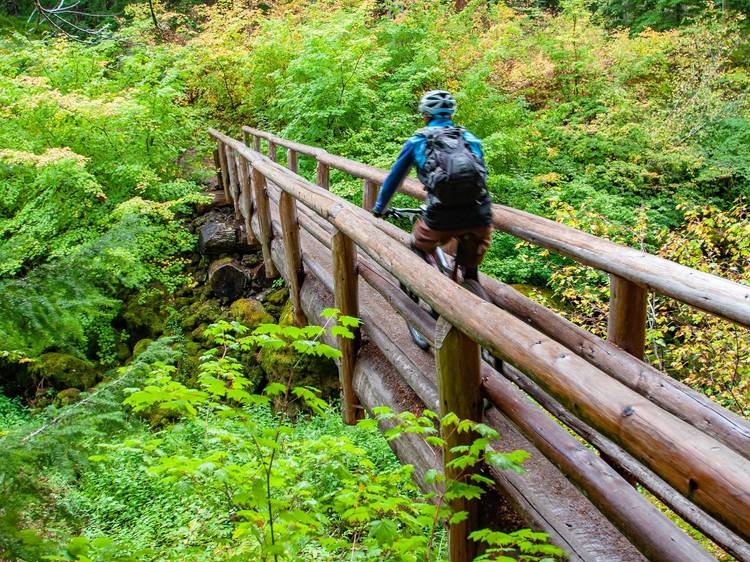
<box><xmin>373</xmin><ymin>140</ymin><xmax>415</xmax><ymax>214</ymax></box>
<box><xmin>462</xmin><ymin>130</ymin><xmax>484</xmax><ymax>159</ymax></box>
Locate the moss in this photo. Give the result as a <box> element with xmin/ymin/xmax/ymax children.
<box><xmin>278</xmin><ymin>300</ymin><xmax>295</xmax><ymax>327</ymax></box>
<box><xmin>229</xmin><ymin>298</ymin><xmax>273</xmax><ymax>330</ymax></box>
<box><xmin>29</xmin><ymin>353</ymin><xmax>97</xmax><ymax>390</ymax></box>
<box><xmin>263</xmin><ymin>287</ymin><xmax>289</xmax><ymax>319</ymax></box>
<box><xmin>132</xmin><ymin>338</ymin><xmax>153</xmax><ymax>358</ymax></box>
<box><xmin>180</xmin><ymin>299</ymin><xmax>225</xmax><ymax>331</ymax></box>
<box><xmin>258</xmin><ymin>345</ymin><xmax>338</xmax><ymax>415</ymax></box>
<box><xmin>122</xmin><ymin>290</ymin><xmax>168</xmax><ymax>341</ymax></box>
<box><xmin>54</xmin><ymin>388</ymin><xmax>81</xmax><ymax>407</ymax></box>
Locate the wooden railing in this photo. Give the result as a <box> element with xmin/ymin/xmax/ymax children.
<box><xmin>209</xmin><ymin>127</ymin><xmax>750</xmax><ymax>562</ymax></box>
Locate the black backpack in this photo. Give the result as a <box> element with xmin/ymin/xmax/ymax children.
<box><xmin>416</xmin><ymin>126</ymin><xmax>487</xmax><ymax>207</ymax></box>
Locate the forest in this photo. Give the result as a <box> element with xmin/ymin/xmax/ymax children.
<box><xmin>0</xmin><ymin>0</ymin><xmax>748</xmax><ymax>560</ymax></box>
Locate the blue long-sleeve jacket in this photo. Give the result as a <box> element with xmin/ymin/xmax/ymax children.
<box><xmin>373</xmin><ymin>117</ymin><xmax>492</xmax><ymax>230</ymax></box>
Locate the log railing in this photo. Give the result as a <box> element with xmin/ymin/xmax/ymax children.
<box><xmin>210</xmin><ymin>127</ymin><xmax>750</xmax><ymax>562</ymax></box>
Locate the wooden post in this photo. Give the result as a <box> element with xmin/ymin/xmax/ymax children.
<box><xmin>236</xmin><ymin>157</ymin><xmax>258</xmax><ymax>246</ymax></box>
<box><xmin>316</xmin><ymin>160</ymin><xmax>330</xmax><ymax>190</ymax></box>
<box><xmin>224</xmin><ymin>147</ymin><xmax>241</xmax><ymax>220</ymax></box>
<box><xmin>362</xmin><ymin>179</ymin><xmax>378</xmax><ymax>211</ymax></box>
<box><xmin>279</xmin><ymin>191</ymin><xmax>306</xmax><ymax>326</ymax></box>
<box><xmin>212</xmin><ymin>147</ymin><xmax>223</xmax><ymax>192</ymax></box>
<box><xmin>608</xmin><ymin>275</ymin><xmax>647</xmax><ymax>359</ymax></box>
<box><xmin>435</xmin><ymin>318</ymin><xmax>482</xmax><ymax>562</ymax></box>
<box><xmin>253</xmin><ymin>135</ymin><xmax>261</xmax><ymax>152</ymax></box>
<box><xmin>332</xmin><ymin>229</ymin><xmax>359</xmax><ymax>424</ymax></box>
<box><xmin>268</xmin><ymin>140</ymin><xmax>277</xmax><ymax>162</ymax></box>
<box><xmin>287</xmin><ymin>149</ymin><xmax>298</xmax><ymax>174</ymax></box>
<box><xmin>250</xmin><ymin>167</ymin><xmax>279</xmax><ymax>278</ymax></box>
<box><xmin>242</xmin><ymin>129</ymin><xmax>250</xmax><ymax>146</ymax></box>
<box><xmin>217</xmin><ymin>142</ymin><xmax>230</xmax><ymax>201</ymax></box>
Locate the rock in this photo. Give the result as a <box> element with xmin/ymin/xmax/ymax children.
<box><xmin>278</xmin><ymin>300</ymin><xmax>295</xmax><ymax>327</ymax></box>
<box><xmin>198</xmin><ymin>222</ymin><xmax>239</xmax><ymax>255</ymax></box>
<box><xmin>229</xmin><ymin>298</ymin><xmax>273</xmax><ymax>330</ymax></box>
<box><xmin>259</xmin><ymin>345</ymin><xmax>339</xmax><ymax>416</ymax></box>
<box><xmin>55</xmin><ymin>388</ymin><xmax>81</xmax><ymax>407</ymax></box>
<box><xmin>207</xmin><ymin>258</ymin><xmax>252</xmax><ymax>300</ymax></box>
<box><xmin>133</xmin><ymin>338</ymin><xmax>154</xmax><ymax>358</ymax></box>
<box><xmin>115</xmin><ymin>340</ymin><xmax>131</xmax><ymax>362</ymax></box>
<box><xmin>29</xmin><ymin>353</ymin><xmax>97</xmax><ymax>390</ymax></box>
<box><xmin>180</xmin><ymin>299</ymin><xmax>225</xmax><ymax>331</ymax></box>
<box><xmin>263</xmin><ymin>287</ymin><xmax>289</xmax><ymax>319</ymax></box>
<box><xmin>122</xmin><ymin>290</ymin><xmax>167</xmax><ymax>341</ymax></box>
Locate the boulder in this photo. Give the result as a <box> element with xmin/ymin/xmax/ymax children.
<box><xmin>229</xmin><ymin>298</ymin><xmax>273</xmax><ymax>330</ymax></box>
<box><xmin>259</xmin><ymin>345</ymin><xmax>339</xmax><ymax>415</ymax></box>
<box><xmin>180</xmin><ymin>299</ymin><xmax>225</xmax><ymax>331</ymax></box>
<box><xmin>122</xmin><ymin>290</ymin><xmax>167</xmax><ymax>341</ymax></box>
<box><xmin>132</xmin><ymin>338</ymin><xmax>154</xmax><ymax>358</ymax></box>
<box><xmin>55</xmin><ymin>388</ymin><xmax>81</xmax><ymax>407</ymax></box>
<box><xmin>198</xmin><ymin>222</ymin><xmax>238</xmax><ymax>255</ymax></box>
<box><xmin>207</xmin><ymin>258</ymin><xmax>252</xmax><ymax>301</ymax></box>
<box><xmin>29</xmin><ymin>353</ymin><xmax>97</xmax><ymax>390</ymax></box>
<box><xmin>262</xmin><ymin>287</ymin><xmax>289</xmax><ymax>319</ymax></box>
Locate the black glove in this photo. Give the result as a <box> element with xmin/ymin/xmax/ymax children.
<box><xmin>372</xmin><ymin>209</ymin><xmax>384</xmax><ymax>219</ymax></box>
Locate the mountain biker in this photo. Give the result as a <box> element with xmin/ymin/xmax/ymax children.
<box><xmin>371</xmin><ymin>90</ymin><xmax>493</xmax><ymax>282</ymax></box>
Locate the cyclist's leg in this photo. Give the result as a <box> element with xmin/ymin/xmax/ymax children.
<box><xmin>411</xmin><ymin>219</ymin><xmax>451</xmax><ymax>266</ymax></box>
<box><xmin>458</xmin><ymin>225</ymin><xmax>493</xmax><ymax>282</ymax></box>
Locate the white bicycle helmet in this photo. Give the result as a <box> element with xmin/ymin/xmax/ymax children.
<box><xmin>418</xmin><ymin>90</ymin><xmax>457</xmax><ymax>117</ymax></box>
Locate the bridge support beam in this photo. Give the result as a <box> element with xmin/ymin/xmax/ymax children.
<box><xmin>332</xmin><ymin>229</ymin><xmax>360</xmax><ymax>424</ymax></box>
<box><xmin>280</xmin><ymin>191</ymin><xmax>306</xmax><ymax>327</ymax></box>
<box><xmin>251</xmin><ymin>166</ymin><xmax>279</xmax><ymax>279</ymax></box>
<box><xmin>287</xmin><ymin>149</ymin><xmax>298</xmax><ymax>174</ymax></box>
<box><xmin>216</xmin><ymin>141</ymin><xmax>230</xmax><ymax>201</ymax></box>
<box><xmin>435</xmin><ymin>318</ymin><xmax>482</xmax><ymax>562</ymax></box>
<box><xmin>268</xmin><ymin>140</ymin><xmax>277</xmax><ymax>162</ymax></box>
<box><xmin>316</xmin><ymin>160</ymin><xmax>330</xmax><ymax>190</ymax></box>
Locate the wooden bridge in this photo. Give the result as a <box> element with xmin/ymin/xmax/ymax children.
<box><xmin>208</xmin><ymin>126</ymin><xmax>750</xmax><ymax>562</ymax></box>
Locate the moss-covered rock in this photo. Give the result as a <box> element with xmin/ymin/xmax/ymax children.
<box><xmin>262</xmin><ymin>287</ymin><xmax>289</xmax><ymax>319</ymax></box>
<box><xmin>229</xmin><ymin>298</ymin><xmax>273</xmax><ymax>330</ymax></box>
<box><xmin>259</xmin><ymin>345</ymin><xmax>338</xmax><ymax>415</ymax></box>
<box><xmin>54</xmin><ymin>388</ymin><xmax>81</xmax><ymax>406</ymax></box>
<box><xmin>29</xmin><ymin>353</ymin><xmax>97</xmax><ymax>390</ymax></box>
<box><xmin>180</xmin><ymin>299</ymin><xmax>225</xmax><ymax>332</ymax></box>
<box><xmin>278</xmin><ymin>300</ymin><xmax>295</xmax><ymax>327</ymax></box>
<box><xmin>122</xmin><ymin>289</ymin><xmax>168</xmax><ymax>341</ymax></box>
<box><xmin>132</xmin><ymin>338</ymin><xmax>153</xmax><ymax>358</ymax></box>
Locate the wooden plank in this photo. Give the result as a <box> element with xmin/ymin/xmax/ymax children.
<box><xmin>279</xmin><ymin>191</ymin><xmax>305</xmax><ymax>326</ymax></box>
<box><xmin>608</xmin><ymin>275</ymin><xmax>648</xmax><ymax>358</ymax></box>
<box><xmin>316</xmin><ymin>160</ymin><xmax>330</xmax><ymax>190</ymax></box>
<box><xmin>236</xmin><ymin>156</ymin><xmax>258</xmax><ymax>246</ymax></box>
<box><xmin>435</xmin><ymin>318</ymin><xmax>482</xmax><ymax>562</ymax></box>
<box><xmin>332</xmin><ymin>229</ymin><xmax>359</xmax><ymax>424</ymax></box>
<box><xmin>287</xmin><ymin>148</ymin><xmax>298</xmax><ymax>174</ymax></box>
<box><xmin>500</xmin><ymin>363</ymin><xmax>750</xmax><ymax>562</ymax></box>
<box><xmin>224</xmin><ymin>147</ymin><xmax>241</xmax><ymax>220</ymax></box>
<box><xmin>362</xmin><ymin>179</ymin><xmax>378</xmax><ymax>211</ymax></box>
<box><xmin>212</xmin><ymin>147</ymin><xmax>223</xmax><ymax>192</ymax></box>
<box><xmin>208</xmin><ymin>128</ymin><xmax>750</xmax><ymax>539</ymax></box>
<box><xmin>250</xmin><ymin>166</ymin><xmax>278</xmax><ymax>278</ymax></box>
<box><xmin>216</xmin><ymin>141</ymin><xmax>230</xmax><ymax>201</ymax></box>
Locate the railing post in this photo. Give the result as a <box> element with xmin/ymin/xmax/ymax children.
<box><xmin>242</xmin><ymin>129</ymin><xmax>250</xmax><ymax>146</ymax></box>
<box><xmin>213</xmin><ymin>147</ymin><xmax>223</xmax><ymax>193</ymax></box>
<box><xmin>316</xmin><ymin>159</ymin><xmax>330</xmax><ymax>190</ymax></box>
<box><xmin>217</xmin><ymin>142</ymin><xmax>230</xmax><ymax>201</ymax></box>
<box><xmin>362</xmin><ymin>179</ymin><xmax>378</xmax><ymax>211</ymax></box>
<box><xmin>224</xmin><ymin>147</ymin><xmax>241</xmax><ymax>220</ymax></box>
<box><xmin>268</xmin><ymin>140</ymin><xmax>277</xmax><ymax>162</ymax></box>
<box><xmin>608</xmin><ymin>275</ymin><xmax>647</xmax><ymax>359</ymax></box>
<box><xmin>279</xmin><ymin>190</ymin><xmax>306</xmax><ymax>327</ymax></box>
<box><xmin>287</xmin><ymin>149</ymin><xmax>298</xmax><ymax>174</ymax></box>
<box><xmin>253</xmin><ymin>135</ymin><xmax>261</xmax><ymax>152</ymax></box>
<box><xmin>435</xmin><ymin>317</ymin><xmax>482</xmax><ymax>562</ymax></box>
<box><xmin>236</xmin><ymin>157</ymin><xmax>258</xmax><ymax>246</ymax></box>
<box><xmin>250</xmin><ymin>166</ymin><xmax>279</xmax><ymax>279</ymax></box>
<box><xmin>332</xmin><ymin>229</ymin><xmax>360</xmax><ymax>424</ymax></box>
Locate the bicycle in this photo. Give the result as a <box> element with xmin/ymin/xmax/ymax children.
<box><xmin>383</xmin><ymin>207</ymin><xmax>497</xmax><ymax>363</ymax></box>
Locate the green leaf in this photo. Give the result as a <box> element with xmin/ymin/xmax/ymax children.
<box><xmin>449</xmin><ymin>511</ymin><xmax>469</xmax><ymax>525</ymax></box>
